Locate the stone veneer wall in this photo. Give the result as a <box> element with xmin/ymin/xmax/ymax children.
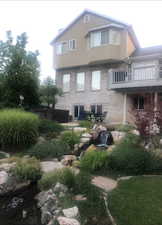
<box><xmin>55</xmin><ymin>64</ymin><xmax>131</xmax><ymax>124</ymax></box>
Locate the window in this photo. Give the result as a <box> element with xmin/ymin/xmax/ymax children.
<box><xmin>56</xmin><ymin>42</ymin><xmax>68</xmax><ymax>55</ymax></box>
<box><xmin>77</xmin><ymin>72</ymin><xmax>85</xmax><ymax>91</ymax></box>
<box><xmin>84</xmin><ymin>15</ymin><xmax>90</xmax><ymax>23</ymax></box>
<box><xmin>74</xmin><ymin>105</ymin><xmax>85</xmax><ymax>119</ymax></box>
<box><xmin>69</xmin><ymin>40</ymin><xmax>76</xmax><ymax>50</ymax></box>
<box><xmin>90</xmin><ymin>30</ymin><xmax>109</xmax><ymax>47</ymax></box>
<box><xmin>90</xmin><ymin>29</ymin><xmax>120</xmax><ymax>47</ymax></box>
<box><xmin>133</xmin><ymin>96</ymin><xmax>144</xmax><ymax>110</ymax></box>
<box><xmin>63</xmin><ymin>74</ymin><xmax>70</xmax><ymax>92</ymax></box>
<box><xmin>109</xmin><ymin>29</ymin><xmax>120</xmax><ymax>45</ymax></box>
<box><xmin>91</xmin><ymin>105</ymin><xmax>102</xmax><ymax>114</ymax></box>
<box><xmin>92</xmin><ymin>71</ymin><xmax>101</xmax><ymax>90</ymax></box>
<box><xmin>133</xmin><ymin>62</ymin><xmax>156</xmax><ymax>81</ymax></box>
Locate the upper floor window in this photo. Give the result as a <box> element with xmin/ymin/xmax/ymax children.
<box><xmin>63</xmin><ymin>74</ymin><xmax>70</xmax><ymax>92</ymax></box>
<box><xmin>92</xmin><ymin>71</ymin><xmax>101</xmax><ymax>90</ymax></box>
<box><xmin>90</xmin><ymin>29</ymin><xmax>120</xmax><ymax>48</ymax></box>
<box><xmin>84</xmin><ymin>15</ymin><xmax>90</xmax><ymax>23</ymax></box>
<box><xmin>56</xmin><ymin>42</ymin><xmax>68</xmax><ymax>55</ymax></box>
<box><xmin>77</xmin><ymin>72</ymin><xmax>85</xmax><ymax>91</ymax></box>
<box><xmin>69</xmin><ymin>39</ymin><xmax>76</xmax><ymax>50</ymax></box>
<box><xmin>109</xmin><ymin>30</ymin><xmax>120</xmax><ymax>45</ymax></box>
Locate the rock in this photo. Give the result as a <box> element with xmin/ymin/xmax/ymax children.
<box><xmin>37</xmin><ymin>136</ymin><xmax>46</xmax><ymax>144</ymax></box>
<box><xmin>53</xmin><ymin>182</ymin><xmax>68</xmax><ymax>194</ymax></box>
<box><xmin>73</xmin><ymin>127</ymin><xmax>87</xmax><ymax>132</ymax></box>
<box><xmin>0</xmin><ymin>171</ymin><xmax>8</xmax><ymax>185</ymax></box>
<box><xmin>41</xmin><ymin>211</ymin><xmax>52</xmax><ymax>225</ymax></box>
<box><xmin>160</xmin><ymin>139</ymin><xmax>162</xmax><ymax>145</ymax></box>
<box><xmin>80</xmin><ymin>137</ymin><xmax>90</xmax><ymax>143</ymax></box>
<box><xmin>131</xmin><ymin>129</ymin><xmax>140</xmax><ymax>136</ymax></box>
<box><xmin>61</xmin><ymin>155</ymin><xmax>77</xmax><ymax>166</ymax></box>
<box><xmin>36</xmin><ymin>189</ymin><xmax>56</xmax><ymax>208</ymax></box>
<box><xmin>81</xmin><ymin>133</ymin><xmax>92</xmax><ymax>138</ymax></box>
<box><xmin>85</xmin><ymin>144</ymin><xmax>96</xmax><ymax>152</ymax></box>
<box><xmin>111</xmin><ymin>131</ymin><xmax>125</xmax><ymax>142</ymax></box>
<box><xmin>74</xmin><ymin>194</ymin><xmax>87</xmax><ymax>201</ymax></box>
<box><xmin>63</xmin><ymin>206</ymin><xmax>79</xmax><ymax>218</ymax></box>
<box><xmin>57</xmin><ymin>217</ymin><xmax>80</xmax><ymax>225</ymax></box>
<box><xmin>0</xmin><ymin>162</ymin><xmax>16</xmax><ymax>172</ymax></box>
<box><xmin>41</xmin><ymin>161</ymin><xmax>64</xmax><ymax>173</ymax></box>
<box><xmin>0</xmin><ymin>151</ymin><xmax>10</xmax><ymax>159</ymax></box>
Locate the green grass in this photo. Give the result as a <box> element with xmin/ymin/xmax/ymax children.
<box><xmin>109</xmin><ymin>176</ymin><xmax>162</xmax><ymax>225</ymax></box>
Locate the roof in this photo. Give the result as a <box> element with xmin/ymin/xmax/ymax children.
<box><xmin>50</xmin><ymin>9</ymin><xmax>139</xmax><ymax>47</ymax></box>
<box><xmin>132</xmin><ymin>45</ymin><xmax>162</xmax><ymax>57</ymax></box>
<box><xmin>87</xmin><ymin>23</ymin><xmax>125</xmax><ymax>33</ymax></box>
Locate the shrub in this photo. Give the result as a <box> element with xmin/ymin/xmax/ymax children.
<box><xmin>116</xmin><ymin>124</ymin><xmax>135</xmax><ymax>132</ymax></box>
<box><xmin>39</xmin><ymin>119</ymin><xmax>64</xmax><ymax>135</ymax></box>
<box><xmin>79</xmin><ymin>120</ymin><xmax>92</xmax><ymax>129</ymax></box>
<box><xmin>60</xmin><ymin>131</ymin><xmax>80</xmax><ymax>150</ymax></box>
<box><xmin>0</xmin><ymin>109</ymin><xmax>40</xmax><ymax>149</ymax></box>
<box><xmin>38</xmin><ymin>168</ymin><xmax>76</xmax><ymax>190</ymax></box>
<box><xmin>109</xmin><ymin>134</ymin><xmax>151</xmax><ymax>175</ymax></box>
<box><xmin>11</xmin><ymin>157</ymin><xmax>42</xmax><ymax>181</ymax></box>
<box><xmin>80</xmin><ymin>150</ymin><xmax>110</xmax><ymax>172</ymax></box>
<box><xmin>28</xmin><ymin>139</ymin><xmax>70</xmax><ymax>160</ymax></box>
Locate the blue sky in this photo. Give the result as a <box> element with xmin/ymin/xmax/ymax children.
<box><xmin>0</xmin><ymin>1</ymin><xmax>162</xmax><ymax>81</ymax></box>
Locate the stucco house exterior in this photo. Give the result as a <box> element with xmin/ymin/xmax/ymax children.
<box><xmin>51</xmin><ymin>9</ymin><xmax>162</xmax><ymax>124</ymax></box>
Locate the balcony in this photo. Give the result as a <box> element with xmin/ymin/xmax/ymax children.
<box><xmin>109</xmin><ymin>69</ymin><xmax>162</xmax><ymax>90</ymax></box>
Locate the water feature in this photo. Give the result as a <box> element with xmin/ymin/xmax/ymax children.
<box><xmin>0</xmin><ymin>183</ymin><xmax>42</xmax><ymax>225</ymax></box>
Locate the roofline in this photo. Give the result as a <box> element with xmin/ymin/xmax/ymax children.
<box><xmin>50</xmin><ymin>9</ymin><xmax>130</xmax><ymax>45</ymax></box>
<box><xmin>130</xmin><ymin>53</ymin><xmax>162</xmax><ymax>60</ymax></box>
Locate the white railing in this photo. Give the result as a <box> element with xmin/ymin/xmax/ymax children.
<box><xmin>112</xmin><ymin>71</ymin><xmax>128</xmax><ymax>83</ymax></box>
<box><xmin>112</xmin><ymin>70</ymin><xmax>158</xmax><ymax>84</ymax></box>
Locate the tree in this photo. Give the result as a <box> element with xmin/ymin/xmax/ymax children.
<box><xmin>40</xmin><ymin>76</ymin><xmax>62</xmax><ymax>108</ymax></box>
<box><xmin>0</xmin><ymin>31</ymin><xmax>40</xmax><ymax>108</ymax></box>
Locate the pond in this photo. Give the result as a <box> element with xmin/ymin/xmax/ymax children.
<box><xmin>0</xmin><ymin>184</ymin><xmax>42</xmax><ymax>225</ymax></box>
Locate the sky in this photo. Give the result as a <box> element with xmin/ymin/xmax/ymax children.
<box><xmin>0</xmin><ymin>1</ymin><xmax>162</xmax><ymax>81</ymax></box>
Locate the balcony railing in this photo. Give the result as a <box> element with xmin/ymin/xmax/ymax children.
<box><xmin>110</xmin><ymin>69</ymin><xmax>162</xmax><ymax>89</ymax></box>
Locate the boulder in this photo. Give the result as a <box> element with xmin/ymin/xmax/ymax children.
<box><xmin>37</xmin><ymin>136</ymin><xmax>46</xmax><ymax>144</ymax></box>
<box><xmin>81</xmin><ymin>133</ymin><xmax>92</xmax><ymax>138</ymax></box>
<box><xmin>73</xmin><ymin>127</ymin><xmax>86</xmax><ymax>132</ymax></box>
<box><xmin>61</xmin><ymin>155</ymin><xmax>77</xmax><ymax>166</ymax></box>
<box><xmin>131</xmin><ymin>129</ymin><xmax>140</xmax><ymax>136</ymax></box>
<box><xmin>0</xmin><ymin>151</ymin><xmax>10</xmax><ymax>159</ymax></box>
<box><xmin>0</xmin><ymin>171</ymin><xmax>8</xmax><ymax>185</ymax></box>
<box><xmin>57</xmin><ymin>217</ymin><xmax>80</xmax><ymax>225</ymax></box>
<box><xmin>80</xmin><ymin>137</ymin><xmax>90</xmax><ymax>144</ymax></box>
<box><xmin>53</xmin><ymin>182</ymin><xmax>68</xmax><ymax>194</ymax></box>
<box><xmin>74</xmin><ymin>194</ymin><xmax>87</xmax><ymax>201</ymax></box>
<box><xmin>111</xmin><ymin>131</ymin><xmax>125</xmax><ymax>143</ymax></box>
<box><xmin>0</xmin><ymin>162</ymin><xmax>16</xmax><ymax>172</ymax></box>
<box><xmin>41</xmin><ymin>211</ymin><xmax>52</xmax><ymax>225</ymax></box>
<box><xmin>63</xmin><ymin>206</ymin><xmax>79</xmax><ymax>218</ymax></box>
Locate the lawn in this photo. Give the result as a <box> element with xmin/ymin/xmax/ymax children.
<box><xmin>108</xmin><ymin>176</ymin><xmax>162</xmax><ymax>225</ymax></box>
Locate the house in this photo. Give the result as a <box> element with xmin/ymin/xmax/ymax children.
<box><xmin>51</xmin><ymin>9</ymin><xmax>162</xmax><ymax>124</ymax></box>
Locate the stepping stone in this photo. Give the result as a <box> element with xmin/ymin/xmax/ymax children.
<box><xmin>92</xmin><ymin>176</ymin><xmax>117</xmax><ymax>192</ymax></box>
<box><xmin>41</xmin><ymin>161</ymin><xmax>64</xmax><ymax>173</ymax></box>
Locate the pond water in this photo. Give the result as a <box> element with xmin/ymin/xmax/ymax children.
<box><xmin>0</xmin><ymin>184</ymin><xmax>42</xmax><ymax>225</ymax></box>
